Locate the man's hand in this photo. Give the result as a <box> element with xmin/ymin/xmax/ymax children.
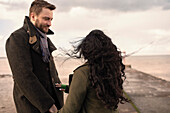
<box><xmin>49</xmin><ymin>104</ymin><xmax>58</xmax><ymax>113</ymax></box>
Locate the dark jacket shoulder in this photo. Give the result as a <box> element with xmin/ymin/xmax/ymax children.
<box><xmin>12</xmin><ymin>26</ymin><xmax>27</xmax><ymax>36</ymax></box>
<box><xmin>9</xmin><ymin>27</ymin><xmax>29</xmax><ymax>42</ymax></box>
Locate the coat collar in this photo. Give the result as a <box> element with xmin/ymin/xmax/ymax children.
<box><xmin>73</xmin><ymin>62</ymin><xmax>89</xmax><ymax>72</ymax></box>
<box><xmin>24</xmin><ymin>16</ymin><xmax>54</xmax><ymax>36</ymax></box>
<box><xmin>23</xmin><ymin>16</ymin><xmax>57</xmax><ymax>54</ymax></box>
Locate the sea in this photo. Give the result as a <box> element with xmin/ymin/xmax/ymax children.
<box><xmin>125</xmin><ymin>55</ymin><xmax>170</xmax><ymax>81</ymax></box>
<box><xmin>0</xmin><ymin>55</ymin><xmax>170</xmax><ymax>82</ymax></box>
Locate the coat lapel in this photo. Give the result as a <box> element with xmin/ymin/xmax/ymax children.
<box><xmin>24</xmin><ymin>16</ymin><xmax>56</xmax><ymax>55</ymax></box>
<box><xmin>47</xmin><ymin>38</ymin><xmax>57</xmax><ymax>53</ymax></box>
<box><xmin>31</xmin><ymin>36</ymin><xmax>41</xmax><ymax>54</ymax></box>
<box><xmin>30</xmin><ymin>35</ymin><xmax>57</xmax><ymax>55</ymax></box>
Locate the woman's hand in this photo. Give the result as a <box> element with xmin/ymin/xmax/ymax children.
<box><xmin>55</xmin><ymin>83</ymin><xmax>66</xmax><ymax>91</ymax></box>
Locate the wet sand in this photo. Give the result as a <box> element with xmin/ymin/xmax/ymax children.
<box><xmin>0</xmin><ymin>75</ymin><xmax>16</xmax><ymax>113</ymax></box>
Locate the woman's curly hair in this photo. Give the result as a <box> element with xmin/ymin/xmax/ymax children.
<box><xmin>70</xmin><ymin>29</ymin><xmax>128</xmax><ymax>110</ymax></box>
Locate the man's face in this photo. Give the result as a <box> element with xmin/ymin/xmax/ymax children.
<box><xmin>34</xmin><ymin>8</ymin><xmax>53</xmax><ymax>33</ymax></box>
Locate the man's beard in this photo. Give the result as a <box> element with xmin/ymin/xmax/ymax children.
<box><xmin>35</xmin><ymin>19</ymin><xmax>49</xmax><ymax>33</ymax></box>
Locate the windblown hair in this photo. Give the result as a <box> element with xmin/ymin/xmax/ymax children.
<box><xmin>70</xmin><ymin>29</ymin><xmax>128</xmax><ymax>110</ymax></box>
<box><xmin>29</xmin><ymin>0</ymin><xmax>56</xmax><ymax>17</ymax></box>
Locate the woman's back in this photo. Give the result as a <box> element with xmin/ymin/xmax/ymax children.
<box><xmin>58</xmin><ymin>29</ymin><xmax>128</xmax><ymax>113</ymax></box>
<box><xmin>59</xmin><ymin>64</ymin><xmax>117</xmax><ymax>113</ymax></box>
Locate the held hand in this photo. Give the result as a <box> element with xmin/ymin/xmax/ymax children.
<box><xmin>49</xmin><ymin>104</ymin><xmax>58</xmax><ymax>113</ymax></box>
<box><xmin>55</xmin><ymin>83</ymin><xmax>66</xmax><ymax>92</ymax></box>
<box><xmin>55</xmin><ymin>83</ymin><xmax>62</xmax><ymax>87</ymax></box>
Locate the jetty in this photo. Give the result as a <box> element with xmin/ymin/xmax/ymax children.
<box><xmin>118</xmin><ymin>67</ymin><xmax>170</xmax><ymax>113</ymax></box>
<box><xmin>1</xmin><ymin>67</ymin><xmax>170</xmax><ymax>113</ymax></box>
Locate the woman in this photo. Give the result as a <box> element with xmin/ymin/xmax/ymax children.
<box><xmin>57</xmin><ymin>29</ymin><xmax>128</xmax><ymax>113</ymax></box>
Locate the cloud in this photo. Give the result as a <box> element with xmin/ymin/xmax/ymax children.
<box><xmin>0</xmin><ymin>19</ymin><xmax>15</xmax><ymax>32</ymax></box>
<box><xmin>1</xmin><ymin>0</ymin><xmax>170</xmax><ymax>12</ymax></box>
<box><xmin>0</xmin><ymin>1</ymin><xmax>28</xmax><ymax>11</ymax></box>
<box><xmin>51</xmin><ymin>0</ymin><xmax>170</xmax><ymax>12</ymax></box>
<box><xmin>0</xmin><ymin>0</ymin><xmax>170</xmax><ymax>56</ymax></box>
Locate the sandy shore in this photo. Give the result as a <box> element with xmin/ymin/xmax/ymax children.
<box><xmin>3</xmin><ymin>58</ymin><xmax>170</xmax><ymax>113</ymax></box>
<box><xmin>0</xmin><ymin>75</ymin><xmax>16</xmax><ymax>113</ymax></box>
<box><xmin>0</xmin><ymin>58</ymin><xmax>83</xmax><ymax>113</ymax></box>
<box><xmin>0</xmin><ymin>73</ymin><xmax>136</xmax><ymax>113</ymax></box>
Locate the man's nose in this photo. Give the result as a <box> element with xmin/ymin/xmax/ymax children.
<box><xmin>47</xmin><ymin>20</ymin><xmax>51</xmax><ymax>26</ymax></box>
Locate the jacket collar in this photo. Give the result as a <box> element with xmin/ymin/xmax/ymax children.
<box><xmin>23</xmin><ymin>16</ymin><xmax>57</xmax><ymax>54</ymax></box>
<box><xmin>24</xmin><ymin>16</ymin><xmax>54</xmax><ymax>36</ymax></box>
<box><xmin>73</xmin><ymin>62</ymin><xmax>89</xmax><ymax>72</ymax></box>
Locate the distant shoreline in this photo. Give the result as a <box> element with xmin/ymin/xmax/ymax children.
<box><xmin>1</xmin><ymin>55</ymin><xmax>170</xmax><ymax>82</ymax></box>
<box><xmin>127</xmin><ymin>68</ymin><xmax>170</xmax><ymax>83</ymax></box>
<box><xmin>1</xmin><ymin>54</ymin><xmax>170</xmax><ymax>59</ymax></box>
<box><xmin>0</xmin><ymin>57</ymin><xmax>7</xmax><ymax>59</ymax></box>
<box><xmin>1</xmin><ymin>68</ymin><xmax>170</xmax><ymax>82</ymax></box>
<box><xmin>0</xmin><ymin>74</ymin><xmax>12</xmax><ymax>78</ymax></box>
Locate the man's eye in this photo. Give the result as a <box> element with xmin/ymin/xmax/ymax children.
<box><xmin>43</xmin><ymin>17</ymin><xmax>50</xmax><ymax>20</ymax></box>
<box><xmin>43</xmin><ymin>17</ymin><xmax>53</xmax><ymax>21</ymax></box>
<box><xmin>44</xmin><ymin>18</ymin><xmax>49</xmax><ymax>20</ymax></box>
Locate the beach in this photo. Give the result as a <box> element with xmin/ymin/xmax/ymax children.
<box><xmin>0</xmin><ymin>55</ymin><xmax>170</xmax><ymax>113</ymax></box>
<box><xmin>0</xmin><ymin>75</ymin><xmax>16</xmax><ymax>113</ymax></box>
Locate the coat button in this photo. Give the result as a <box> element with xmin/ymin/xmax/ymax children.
<box><xmin>52</xmin><ymin>78</ymin><xmax>54</xmax><ymax>82</ymax></box>
<box><xmin>46</xmin><ymin>67</ymin><xmax>49</xmax><ymax>71</ymax></box>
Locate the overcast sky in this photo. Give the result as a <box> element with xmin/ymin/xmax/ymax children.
<box><xmin>0</xmin><ymin>0</ymin><xmax>170</xmax><ymax>57</ymax></box>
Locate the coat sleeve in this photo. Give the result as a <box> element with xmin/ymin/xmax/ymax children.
<box><xmin>58</xmin><ymin>68</ymin><xmax>88</xmax><ymax>113</ymax></box>
<box><xmin>6</xmin><ymin>32</ymin><xmax>55</xmax><ymax>113</ymax></box>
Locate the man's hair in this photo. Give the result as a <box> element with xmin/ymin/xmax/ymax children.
<box><xmin>29</xmin><ymin>0</ymin><xmax>56</xmax><ymax>17</ymax></box>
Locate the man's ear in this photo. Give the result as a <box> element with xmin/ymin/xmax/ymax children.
<box><xmin>30</xmin><ymin>12</ymin><xmax>37</xmax><ymax>25</ymax></box>
<box><xmin>30</xmin><ymin>12</ymin><xmax>36</xmax><ymax>21</ymax></box>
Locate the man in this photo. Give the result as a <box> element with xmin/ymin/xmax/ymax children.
<box><xmin>6</xmin><ymin>0</ymin><xmax>63</xmax><ymax>113</ymax></box>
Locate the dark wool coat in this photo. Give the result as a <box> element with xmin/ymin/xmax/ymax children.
<box><xmin>6</xmin><ymin>16</ymin><xmax>63</xmax><ymax>113</ymax></box>
<box><xmin>58</xmin><ymin>64</ymin><xmax>118</xmax><ymax>113</ymax></box>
